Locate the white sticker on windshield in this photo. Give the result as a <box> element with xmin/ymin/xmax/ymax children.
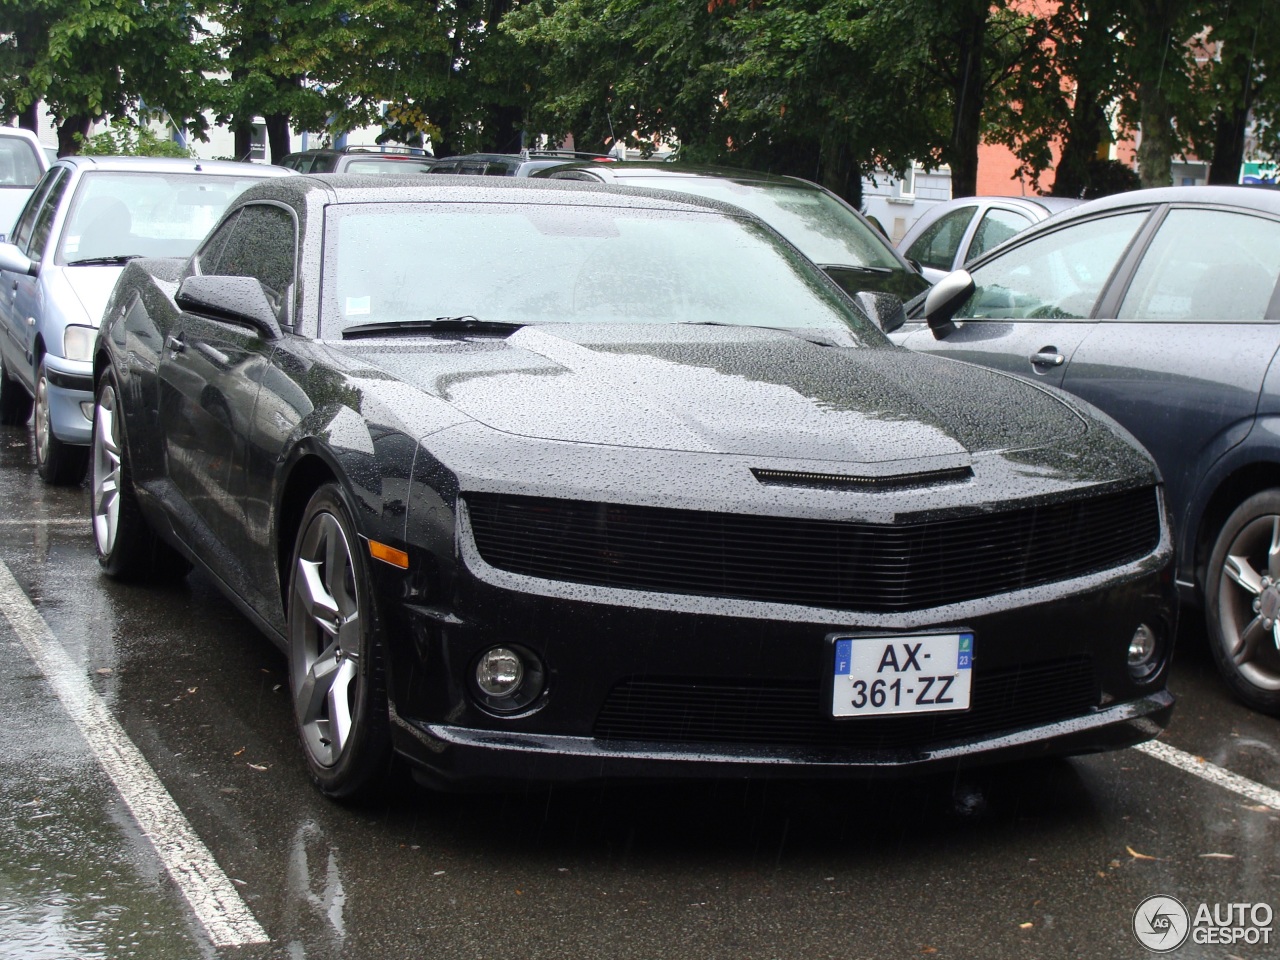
<box><xmin>345</xmin><ymin>296</ymin><xmax>371</xmax><ymax>316</ymax></box>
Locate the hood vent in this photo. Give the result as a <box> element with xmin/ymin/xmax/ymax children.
<box><xmin>750</xmin><ymin>466</ymin><xmax>973</xmax><ymax>491</ymax></box>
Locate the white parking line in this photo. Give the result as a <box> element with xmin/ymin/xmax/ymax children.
<box><xmin>0</xmin><ymin>518</ymin><xmax>87</xmax><ymax>527</ymax></box>
<box><xmin>1136</xmin><ymin>739</ymin><xmax>1280</xmax><ymax>810</ymax></box>
<box><xmin>0</xmin><ymin>559</ymin><xmax>269</xmax><ymax>948</ymax></box>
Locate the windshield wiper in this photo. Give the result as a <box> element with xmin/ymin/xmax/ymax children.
<box><xmin>65</xmin><ymin>255</ymin><xmax>144</xmax><ymax>266</ymax></box>
<box><xmin>817</xmin><ymin>263</ymin><xmax>894</xmax><ymax>275</ymax></box>
<box><xmin>341</xmin><ymin>316</ymin><xmax>527</xmax><ymax>339</ymax></box>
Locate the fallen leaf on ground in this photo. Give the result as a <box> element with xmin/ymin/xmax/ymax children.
<box><xmin>1244</xmin><ymin>804</ymin><xmax>1272</xmax><ymax>813</ymax></box>
<box><xmin>1126</xmin><ymin>846</ymin><xmax>1159</xmax><ymax>860</ymax></box>
<box><xmin>1019</xmin><ymin>922</ymin><xmax>1034</xmax><ymax>929</ymax></box>
<box><xmin>95</xmin><ymin>668</ymin><xmax>113</xmax><ymax>675</ymax></box>
<box><xmin>1199</xmin><ymin>852</ymin><xmax>1235</xmax><ymax>859</ymax></box>
<box><xmin>233</xmin><ymin>747</ymin><xmax>245</xmax><ymax>757</ymax></box>
<box><xmin>247</xmin><ymin>762</ymin><xmax>268</xmax><ymax>771</ymax></box>
<box><xmin>187</xmin><ymin>687</ymin><xmax>197</xmax><ymax>694</ymax></box>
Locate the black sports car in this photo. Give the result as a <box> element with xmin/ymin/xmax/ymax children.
<box><xmin>90</xmin><ymin>175</ymin><xmax>1175</xmax><ymax>799</ymax></box>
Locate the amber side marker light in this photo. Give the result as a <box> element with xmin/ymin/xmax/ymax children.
<box><xmin>368</xmin><ymin>540</ymin><xmax>410</xmax><ymax>569</ymax></box>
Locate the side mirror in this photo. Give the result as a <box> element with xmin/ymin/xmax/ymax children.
<box><xmin>175</xmin><ymin>275</ymin><xmax>281</xmax><ymax>340</ymax></box>
<box><xmin>923</xmin><ymin>269</ymin><xmax>975</xmax><ymax>340</ymax></box>
<box><xmin>852</xmin><ymin>290</ymin><xmax>906</xmax><ymax>334</ymax></box>
<box><xmin>0</xmin><ymin>241</ymin><xmax>35</xmax><ymax>277</ymax></box>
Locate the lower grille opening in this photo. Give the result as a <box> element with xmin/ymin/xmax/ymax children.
<box><xmin>594</xmin><ymin>657</ymin><xmax>1099</xmax><ymax>751</ymax></box>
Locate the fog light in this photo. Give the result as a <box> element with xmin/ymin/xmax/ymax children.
<box><xmin>1127</xmin><ymin>623</ymin><xmax>1160</xmax><ymax>681</ymax></box>
<box><xmin>471</xmin><ymin>644</ymin><xmax>546</xmax><ymax>714</ymax></box>
<box><xmin>476</xmin><ymin>647</ymin><xmax>524</xmax><ymax>697</ymax></box>
<box><xmin>80</xmin><ymin>401</ymin><xmax>94</xmax><ymax>420</ymax></box>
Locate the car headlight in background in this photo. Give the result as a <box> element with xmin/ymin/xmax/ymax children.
<box><xmin>63</xmin><ymin>324</ymin><xmax>95</xmax><ymax>361</ymax></box>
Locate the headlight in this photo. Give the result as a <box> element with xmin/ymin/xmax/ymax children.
<box><xmin>63</xmin><ymin>325</ymin><xmax>95</xmax><ymax>361</ymax></box>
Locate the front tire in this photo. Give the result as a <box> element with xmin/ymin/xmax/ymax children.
<box><xmin>287</xmin><ymin>483</ymin><xmax>391</xmax><ymax>799</ymax></box>
<box><xmin>1206</xmin><ymin>490</ymin><xmax>1280</xmax><ymax>715</ymax></box>
<box><xmin>0</xmin><ymin>355</ymin><xmax>32</xmax><ymax>426</ymax></box>
<box><xmin>91</xmin><ymin>372</ymin><xmax>190</xmax><ymax>582</ymax></box>
<box><xmin>35</xmin><ymin>358</ymin><xmax>88</xmax><ymax>485</ymax></box>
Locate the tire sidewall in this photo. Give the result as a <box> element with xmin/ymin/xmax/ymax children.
<box><xmin>1205</xmin><ymin>490</ymin><xmax>1280</xmax><ymax>714</ymax></box>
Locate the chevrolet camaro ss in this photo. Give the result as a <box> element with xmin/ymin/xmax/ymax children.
<box><xmin>90</xmin><ymin>176</ymin><xmax>1176</xmax><ymax>798</ymax></box>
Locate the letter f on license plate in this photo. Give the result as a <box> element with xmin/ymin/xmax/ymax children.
<box><xmin>831</xmin><ymin>633</ymin><xmax>973</xmax><ymax>717</ymax></box>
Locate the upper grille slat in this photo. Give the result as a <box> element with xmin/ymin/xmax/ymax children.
<box><xmin>466</xmin><ymin>487</ymin><xmax>1160</xmax><ymax>612</ymax></box>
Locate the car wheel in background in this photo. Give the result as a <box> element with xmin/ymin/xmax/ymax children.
<box><xmin>287</xmin><ymin>483</ymin><xmax>392</xmax><ymax>799</ymax></box>
<box><xmin>1207</xmin><ymin>489</ymin><xmax>1280</xmax><ymax>715</ymax></box>
<box><xmin>0</xmin><ymin>355</ymin><xmax>32</xmax><ymax>425</ymax></box>
<box><xmin>91</xmin><ymin>372</ymin><xmax>190</xmax><ymax>582</ymax></box>
<box><xmin>34</xmin><ymin>358</ymin><xmax>88</xmax><ymax>484</ymax></box>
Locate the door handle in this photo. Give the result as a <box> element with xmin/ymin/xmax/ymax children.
<box><xmin>1030</xmin><ymin>350</ymin><xmax>1064</xmax><ymax>367</ymax></box>
<box><xmin>166</xmin><ymin>335</ymin><xmax>186</xmax><ymax>353</ymax></box>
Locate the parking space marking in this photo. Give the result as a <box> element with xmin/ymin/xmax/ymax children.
<box><xmin>0</xmin><ymin>559</ymin><xmax>269</xmax><ymax>948</ymax></box>
<box><xmin>0</xmin><ymin>518</ymin><xmax>87</xmax><ymax>527</ymax></box>
<box><xmin>1136</xmin><ymin>739</ymin><xmax>1280</xmax><ymax>810</ymax></box>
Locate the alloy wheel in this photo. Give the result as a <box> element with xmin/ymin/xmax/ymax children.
<box><xmin>34</xmin><ymin>366</ymin><xmax>50</xmax><ymax>467</ymax></box>
<box><xmin>1217</xmin><ymin>513</ymin><xmax>1280</xmax><ymax>693</ymax></box>
<box><xmin>289</xmin><ymin>510</ymin><xmax>362</xmax><ymax>767</ymax></box>
<box><xmin>91</xmin><ymin>384</ymin><xmax>121</xmax><ymax>557</ymax></box>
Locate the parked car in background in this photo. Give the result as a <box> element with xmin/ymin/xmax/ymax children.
<box><xmin>426</xmin><ymin>150</ymin><xmax>618</xmax><ymax>178</ymax></box>
<box><xmin>0</xmin><ymin>127</ymin><xmax>49</xmax><ymax>236</ymax></box>
<box><xmin>895</xmin><ymin>185</ymin><xmax>1280</xmax><ymax>714</ymax></box>
<box><xmin>534</xmin><ymin>161</ymin><xmax>930</xmax><ymax>304</ymax></box>
<box><xmin>0</xmin><ymin>156</ymin><xmax>291</xmax><ymax>484</ymax></box>
<box><xmin>91</xmin><ymin>174</ymin><xmax>1174</xmax><ymax>800</ymax></box>
<box><xmin>278</xmin><ymin>145</ymin><xmax>434</xmax><ymax>175</ymax></box>
<box><xmin>898</xmin><ymin>195</ymin><xmax>1081</xmax><ymax>283</ymax></box>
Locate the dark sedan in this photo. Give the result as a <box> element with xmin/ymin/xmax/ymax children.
<box><xmin>91</xmin><ymin>175</ymin><xmax>1174</xmax><ymax>799</ymax></box>
<box><xmin>898</xmin><ymin>185</ymin><xmax>1280</xmax><ymax>714</ymax></box>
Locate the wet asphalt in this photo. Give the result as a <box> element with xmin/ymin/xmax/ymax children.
<box><xmin>0</xmin><ymin>424</ymin><xmax>1277</xmax><ymax>960</ymax></box>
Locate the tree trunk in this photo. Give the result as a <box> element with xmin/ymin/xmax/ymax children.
<box><xmin>56</xmin><ymin>115</ymin><xmax>92</xmax><ymax>156</ymax></box>
<box><xmin>946</xmin><ymin>4</ymin><xmax>989</xmax><ymax>198</ymax></box>
<box><xmin>266</xmin><ymin>113</ymin><xmax>291</xmax><ymax>163</ymax></box>
<box><xmin>18</xmin><ymin>101</ymin><xmax>38</xmax><ymax>135</ymax></box>
<box><xmin>233</xmin><ymin>123</ymin><xmax>254</xmax><ymax>163</ymax></box>
<box><xmin>1206</xmin><ymin>36</ymin><xmax>1258</xmax><ymax>185</ymax></box>
<box><xmin>819</xmin><ymin>135</ymin><xmax>863</xmax><ymax>209</ymax></box>
<box><xmin>1136</xmin><ymin>79</ymin><xmax>1175</xmax><ymax>188</ymax></box>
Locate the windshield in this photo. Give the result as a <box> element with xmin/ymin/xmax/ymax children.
<box><xmin>340</xmin><ymin>158</ymin><xmax>436</xmax><ymax>175</ymax></box>
<box><xmin>321</xmin><ymin>201</ymin><xmax>881</xmax><ymax>340</ymax></box>
<box><xmin>56</xmin><ymin>170</ymin><xmax>268</xmax><ymax>264</ymax></box>
<box><xmin>623</xmin><ymin>176</ymin><xmax>902</xmax><ymax>271</ymax></box>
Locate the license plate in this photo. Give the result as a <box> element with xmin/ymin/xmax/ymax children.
<box><xmin>831</xmin><ymin>633</ymin><xmax>973</xmax><ymax>717</ymax></box>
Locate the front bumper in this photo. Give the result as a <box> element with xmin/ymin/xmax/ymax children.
<box><xmin>42</xmin><ymin>353</ymin><xmax>93</xmax><ymax>445</ymax></box>
<box><xmin>383</xmin><ymin>517</ymin><xmax>1178</xmax><ymax>786</ymax></box>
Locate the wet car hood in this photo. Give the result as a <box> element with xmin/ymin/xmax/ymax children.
<box><xmin>339</xmin><ymin>324</ymin><xmax>1087</xmax><ymax>465</ymax></box>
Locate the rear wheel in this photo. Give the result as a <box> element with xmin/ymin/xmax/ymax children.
<box><xmin>287</xmin><ymin>483</ymin><xmax>391</xmax><ymax>799</ymax></box>
<box><xmin>91</xmin><ymin>372</ymin><xmax>189</xmax><ymax>582</ymax></box>
<box><xmin>35</xmin><ymin>358</ymin><xmax>88</xmax><ymax>485</ymax></box>
<box><xmin>1206</xmin><ymin>490</ymin><xmax>1280</xmax><ymax>715</ymax></box>
<box><xmin>0</xmin><ymin>355</ymin><xmax>31</xmax><ymax>426</ymax></box>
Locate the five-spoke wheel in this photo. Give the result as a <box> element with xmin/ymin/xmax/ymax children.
<box><xmin>35</xmin><ymin>358</ymin><xmax>88</xmax><ymax>485</ymax></box>
<box><xmin>1208</xmin><ymin>490</ymin><xmax>1280</xmax><ymax>715</ymax></box>
<box><xmin>287</xmin><ymin>483</ymin><xmax>390</xmax><ymax>797</ymax></box>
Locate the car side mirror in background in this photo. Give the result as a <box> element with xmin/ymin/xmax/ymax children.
<box><xmin>923</xmin><ymin>269</ymin><xmax>975</xmax><ymax>340</ymax></box>
<box><xmin>0</xmin><ymin>241</ymin><xmax>35</xmax><ymax>277</ymax></box>
<box><xmin>175</xmin><ymin>275</ymin><xmax>282</xmax><ymax>340</ymax></box>
<box><xmin>852</xmin><ymin>290</ymin><xmax>906</xmax><ymax>334</ymax></box>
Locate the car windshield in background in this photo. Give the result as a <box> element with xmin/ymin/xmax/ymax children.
<box><xmin>56</xmin><ymin>171</ymin><xmax>267</xmax><ymax>264</ymax></box>
<box><xmin>341</xmin><ymin>158</ymin><xmax>436</xmax><ymax>175</ymax></box>
<box><xmin>620</xmin><ymin>177</ymin><xmax>901</xmax><ymax>272</ymax></box>
<box><xmin>321</xmin><ymin>201</ymin><xmax>881</xmax><ymax>339</ymax></box>
<box><xmin>0</xmin><ymin>134</ymin><xmax>44</xmax><ymax>188</ymax></box>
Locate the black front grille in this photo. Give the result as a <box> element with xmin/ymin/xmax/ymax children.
<box><xmin>465</xmin><ymin>486</ymin><xmax>1160</xmax><ymax>612</ymax></box>
<box><xmin>594</xmin><ymin>658</ymin><xmax>1100</xmax><ymax>750</ymax></box>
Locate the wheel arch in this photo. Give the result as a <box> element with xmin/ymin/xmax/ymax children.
<box><xmin>275</xmin><ymin>450</ymin><xmax>340</xmax><ymax>613</ymax></box>
<box><xmin>1191</xmin><ymin>452</ymin><xmax>1280</xmax><ymax>601</ymax></box>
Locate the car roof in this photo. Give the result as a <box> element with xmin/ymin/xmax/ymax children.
<box><xmin>539</xmin><ymin>160</ymin><xmax>805</xmax><ymax>187</ymax></box>
<box><xmin>1043</xmin><ymin>184</ymin><xmax>1280</xmax><ymax>222</ymax></box>
<box><xmin>54</xmin><ymin>155</ymin><xmax>294</xmax><ymax>177</ymax></box>
<box><xmin>236</xmin><ymin>173</ymin><xmax>779</xmax><ymax>218</ymax></box>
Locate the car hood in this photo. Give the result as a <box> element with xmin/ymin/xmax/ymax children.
<box><xmin>341</xmin><ymin>324</ymin><xmax>1087</xmax><ymax>465</ymax></box>
<box><xmin>61</xmin><ymin>265</ymin><xmax>126</xmax><ymax>326</ymax></box>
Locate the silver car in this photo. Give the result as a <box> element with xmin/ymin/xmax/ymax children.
<box><xmin>0</xmin><ymin>156</ymin><xmax>291</xmax><ymax>483</ymax></box>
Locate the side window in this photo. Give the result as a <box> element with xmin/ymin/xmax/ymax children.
<box><xmin>216</xmin><ymin>203</ymin><xmax>297</xmax><ymax>320</ymax></box>
<box><xmin>1118</xmin><ymin>208</ymin><xmax>1280</xmax><ymax>321</ymax></box>
<box><xmin>966</xmin><ymin>208</ymin><xmax>1033</xmax><ymax>261</ymax></box>
<box><xmin>905</xmin><ymin>206</ymin><xmax>977</xmax><ymax>272</ymax></box>
<box><xmin>26</xmin><ymin>168</ymin><xmax>72</xmax><ymax>262</ymax></box>
<box><xmin>9</xmin><ymin>167</ymin><xmax>59</xmax><ymax>247</ymax></box>
<box><xmin>958</xmin><ymin>211</ymin><xmax>1147</xmax><ymax>321</ymax></box>
<box><xmin>192</xmin><ymin>211</ymin><xmax>241</xmax><ymax>276</ymax></box>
